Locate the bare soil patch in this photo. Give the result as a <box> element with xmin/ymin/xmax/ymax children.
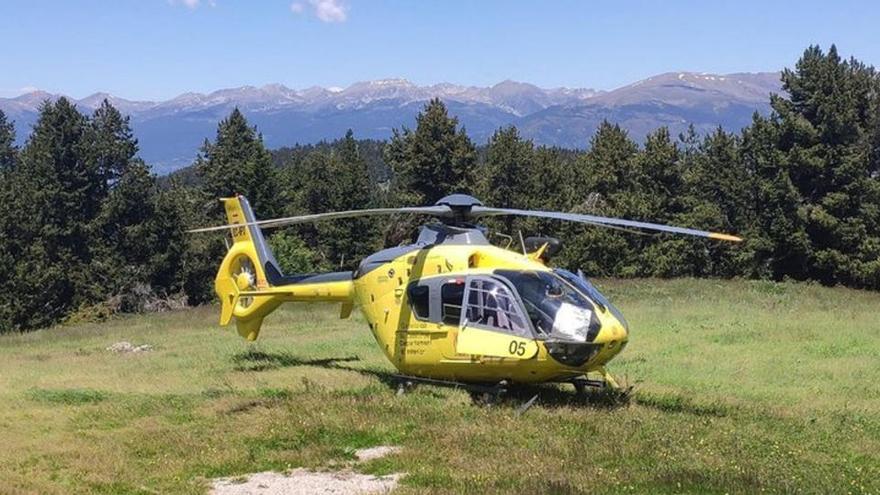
<box><xmin>210</xmin><ymin>445</ymin><xmax>403</xmax><ymax>494</ymax></box>
<box><xmin>210</xmin><ymin>469</ymin><xmax>401</xmax><ymax>495</ymax></box>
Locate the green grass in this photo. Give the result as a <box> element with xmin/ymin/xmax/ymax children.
<box><xmin>1</xmin><ymin>278</ymin><xmax>879</xmax><ymax>494</ymax></box>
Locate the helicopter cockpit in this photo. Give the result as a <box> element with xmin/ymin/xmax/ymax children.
<box><xmin>406</xmin><ymin>268</ymin><xmax>623</xmax><ymax>366</ymax></box>
<box><xmin>554</xmin><ymin>268</ymin><xmax>629</xmax><ymax>333</ymax></box>
<box><xmin>493</xmin><ymin>270</ymin><xmax>603</xmax><ymax>343</ymax></box>
<box><xmin>407</xmin><ymin>268</ymin><xmax>621</xmax><ymax>345</ymax></box>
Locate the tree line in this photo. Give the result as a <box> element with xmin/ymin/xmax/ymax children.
<box><xmin>1</xmin><ymin>44</ymin><xmax>878</xmax><ymax>332</ymax></box>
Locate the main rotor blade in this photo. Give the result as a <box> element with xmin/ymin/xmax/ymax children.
<box><xmin>470</xmin><ymin>206</ymin><xmax>743</xmax><ymax>242</ymax></box>
<box><xmin>187</xmin><ymin>206</ymin><xmax>451</xmax><ymax>233</ymax></box>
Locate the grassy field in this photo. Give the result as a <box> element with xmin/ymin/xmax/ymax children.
<box><xmin>1</xmin><ymin>278</ymin><xmax>879</xmax><ymax>494</ymax></box>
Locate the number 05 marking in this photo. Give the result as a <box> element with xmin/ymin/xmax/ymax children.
<box><xmin>508</xmin><ymin>340</ymin><xmax>526</xmax><ymax>356</ymax></box>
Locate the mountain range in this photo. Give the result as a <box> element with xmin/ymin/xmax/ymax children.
<box><xmin>0</xmin><ymin>72</ymin><xmax>782</xmax><ymax>174</ymax></box>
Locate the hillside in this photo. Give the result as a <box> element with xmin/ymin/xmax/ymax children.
<box><xmin>1</xmin><ymin>279</ymin><xmax>877</xmax><ymax>494</ymax></box>
<box><xmin>0</xmin><ymin>72</ymin><xmax>781</xmax><ymax>173</ymax></box>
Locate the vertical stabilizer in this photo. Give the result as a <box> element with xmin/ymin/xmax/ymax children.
<box><xmin>212</xmin><ymin>195</ymin><xmax>355</xmax><ymax>342</ymax></box>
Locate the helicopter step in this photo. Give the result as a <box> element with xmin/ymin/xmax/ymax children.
<box><xmin>391</xmin><ymin>374</ymin><xmax>508</xmax><ymax>404</ymax></box>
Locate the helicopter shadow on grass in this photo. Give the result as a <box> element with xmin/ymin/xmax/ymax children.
<box><xmin>483</xmin><ymin>382</ymin><xmax>633</xmax><ymax>412</ymax></box>
<box><xmin>231</xmin><ymin>349</ymin><xmax>403</xmax><ymax>388</ymax></box>
<box><xmin>230</xmin><ymin>349</ymin><xmax>632</xmax><ymax>410</ymax></box>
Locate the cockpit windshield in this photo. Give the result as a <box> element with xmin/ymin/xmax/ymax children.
<box><xmin>554</xmin><ymin>268</ymin><xmax>629</xmax><ymax>332</ymax></box>
<box><xmin>495</xmin><ymin>270</ymin><xmax>600</xmax><ymax>342</ymax></box>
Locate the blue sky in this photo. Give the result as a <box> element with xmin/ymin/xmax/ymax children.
<box><xmin>1</xmin><ymin>0</ymin><xmax>878</xmax><ymax>100</ymax></box>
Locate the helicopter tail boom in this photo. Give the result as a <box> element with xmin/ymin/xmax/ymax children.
<box><xmin>214</xmin><ymin>196</ymin><xmax>354</xmax><ymax>341</ymax></box>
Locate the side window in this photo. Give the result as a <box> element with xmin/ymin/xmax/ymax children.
<box><xmin>464</xmin><ymin>278</ymin><xmax>531</xmax><ymax>338</ymax></box>
<box><xmin>407</xmin><ymin>283</ymin><xmax>430</xmax><ymax>320</ymax></box>
<box><xmin>440</xmin><ymin>282</ymin><xmax>465</xmax><ymax>325</ymax></box>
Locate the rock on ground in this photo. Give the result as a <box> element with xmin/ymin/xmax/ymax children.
<box><xmin>106</xmin><ymin>341</ymin><xmax>153</xmax><ymax>353</ymax></box>
<box><xmin>354</xmin><ymin>446</ymin><xmax>402</xmax><ymax>462</ymax></box>
<box><xmin>210</xmin><ymin>469</ymin><xmax>401</xmax><ymax>495</ymax></box>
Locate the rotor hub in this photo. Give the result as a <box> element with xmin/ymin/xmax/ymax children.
<box><xmin>434</xmin><ymin>194</ymin><xmax>483</xmax><ymax>224</ymax></box>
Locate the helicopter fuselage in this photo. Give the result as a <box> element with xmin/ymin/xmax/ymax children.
<box><xmin>348</xmin><ymin>224</ymin><xmax>629</xmax><ymax>384</ymax></box>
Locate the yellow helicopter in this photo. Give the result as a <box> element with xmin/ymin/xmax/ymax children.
<box><xmin>191</xmin><ymin>194</ymin><xmax>741</xmax><ymax>397</ymax></box>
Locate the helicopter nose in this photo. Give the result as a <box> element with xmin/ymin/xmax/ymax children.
<box><xmin>592</xmin><ymin>319</ymin><xmax>628</xmax><ymax>353</ymax></box>
<box><xmin>593</xmin><ymin>321</ymin><xmax>628</xmax><ymax>362</ymax></box>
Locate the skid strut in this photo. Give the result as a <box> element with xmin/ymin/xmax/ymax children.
<box><xmin>570</xmin><ymin>377</ymin><xmax>607</xmax><ymax>395</ymax></box>
<box><xmin>569</xmin><ymin>368</ymin><xmax>620</xmax><ymax>394</ymax></box>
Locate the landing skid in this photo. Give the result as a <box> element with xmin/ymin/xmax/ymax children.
<box><xmin>391</xmin><ymin>370</ymin><xmax>625</xmax><ymax>411</ymax></box>
<box><xmin>569</xmin><ymin>377</ymin><xmax>608</xmax><ymax>395</ymax></box>
<box><xmin>391</xmin><ymin>374</ymin><xmax>508</xmax><ymax>404</ymax></box>
<box><xmin>567</xmin><ymin>367</ymin><xmax>621</xmax><ymax>394</ymax></box>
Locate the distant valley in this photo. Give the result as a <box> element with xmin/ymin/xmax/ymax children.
<box><xmin>0</xmin><ymin>72</ymin><xmax>782</xmax><ymax>174</ymax></box>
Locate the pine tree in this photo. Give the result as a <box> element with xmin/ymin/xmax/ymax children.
<box><xmin>0</xmin><ymin>109</ymin><xmax>16</xmax><ymax>171</ymax></box>
<box><xmin>481</xmin><ymin>126</ymin><xmax>536</xmax><ymax>232</ymax></box>
<box><xmin>772</xmin><ymin>45</ymin><xmax>880</xmax><ymax>287</ymax></box>
<box><xmin>567</xmin><ymin>121</ymin><xmax>643</xmax><ymax>208</ymax></box>
<box><xmin>291</xmin><ymin>131</ymin><xmax>380</xmax><ymax>269</ymax></box>
<box><xmin>197</xmin><ymin>108</ymin><xmax>280</xmax><ymax>219</ymax></box>
<box><xmin>329</xmin><ymin>130</ymin><xmax>380</xmax><ymax>266</ymax></box>
<box><xmin>2</xmin><ymin>98</ymin><xmax>94</xmax><ymax>328</ymax></box>
<box><xmin>639</xmin><ymin>127</ymin><xmax>683</xmax><ymax>221</ymax></box>
<box><xmin>268</xmin><ymin>231</ymin><xmax>326</xmax><ymax>274</ymax></box>
<box><xmin>677</xmin><ymin>127</ymin><xmax>750</xmax><ymax>276</ymax></box>
<box><xmin>289</xmin><ymin>150</ymin><xmax>337</xmax><ymax>266</ymax></box>
<box><xmin>533</xmin><ymin>146</ymin><xmax>578</xmax><ymax>212</ymax></box>
<box><xmin>739</xmin><ymin>113</ymin><xmax>809</xmax><ymax>280</ymax></box>
<box><xmin>336</xmin><ymin>129</ymin><xmax>376</xmax><ymax>212</ymax></box>
<box><xmin>636</xmin><ymin>127</ymin><xmax>689</xmax><ymax>276</ymax></box>
<box><xmin>386</xmin><ymin>98</ymin><xmax>477</xmax><ymax>206</ymax></box>
<box><xmin>82</xmin><ymin>100</ymin><xmax>189</xmax><ymax>309</ymax></box>
<box><xmin>0</xmin><ymin>111</ymin><xmax>18</xmax><ymax>330</ymax></box>
<box><xmin>165</xmin><ymin>180</ymin><xmax>225</xmax><ymax>305</ymax></box>
<box><xmin>91</xmin><ymin>161</ymin><xmax>185</xmax><ymax>306</ymax></box>
<box><xmin>87</xmin><ymin>99</ymin><xmax>139</xmax><ymax>197</ymax></box>
<box><xmin>0</xmin><ymin>99</ymin><xmax>189</xmax><ymax>330</ymax></box>
<box><xmin>561</xmin><ymin>122</ymin><xmax>641</xmax><ymax>276</ymax></box>
<box><xmin>83</xmin><ymin>98</ymin><xmax>144</xmax><ymax>302</ymax></box>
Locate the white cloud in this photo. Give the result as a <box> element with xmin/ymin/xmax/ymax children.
<box><xmin>311</xmin><ymin>0</ymin><xmax>347</xmax><ymax>22</ymax></box>
<box><xmin>169</xmin><ymin>0</ymin><xmax>215</xmax><ymax>9</ymax></box>
<box><xmin>291</xmin><ymin>0</ymin><xmax>348</xmax><ymax>23</ymax></box>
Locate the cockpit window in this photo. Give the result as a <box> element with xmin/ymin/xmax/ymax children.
<box><xmin>407</xmin><ymin>283</ymin><xmax>430</xmax><ymax>320</ymax></box>
<box><xmin>554</xmin><ymin>268</ymin><xmax>628</xmax><ymax>332</ymax></box>
<box><xmin>441</xmin><ymin>281</ymin><xmax>465</xmax><ymax>325</ymax></box>
<box><xmin>463</xmin><ymin>277</ymin><xmax>531</xmax><ymax>338</ymax></box>
<box><xmin>495</xmin><ymin>270</ymin><xmax>599</xmax><ymax>342</ymax></box>
<box><xmin>554</xmin><ymin>269</ymin><xmax>605</xmax><ymax>311</ymax></box>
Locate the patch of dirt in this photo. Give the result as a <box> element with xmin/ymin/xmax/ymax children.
<box><xmin>210</xmin><ymin>446</ymin><xmax>403</xmax><ymax>494</ymax></box>
<box><xmin>354</xmin><ymin>446</ymin><xmax>402</xmax><ymax>462</ymax></box>
<box><xmin>209</xmin><ymin>469</ymin><xmax>401</xmax><ymax>495</ymax></box>
<box><xmin>106</xmin><ymin>341</ymin><xmax>153</xmax><ymax>354</ymax></box>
